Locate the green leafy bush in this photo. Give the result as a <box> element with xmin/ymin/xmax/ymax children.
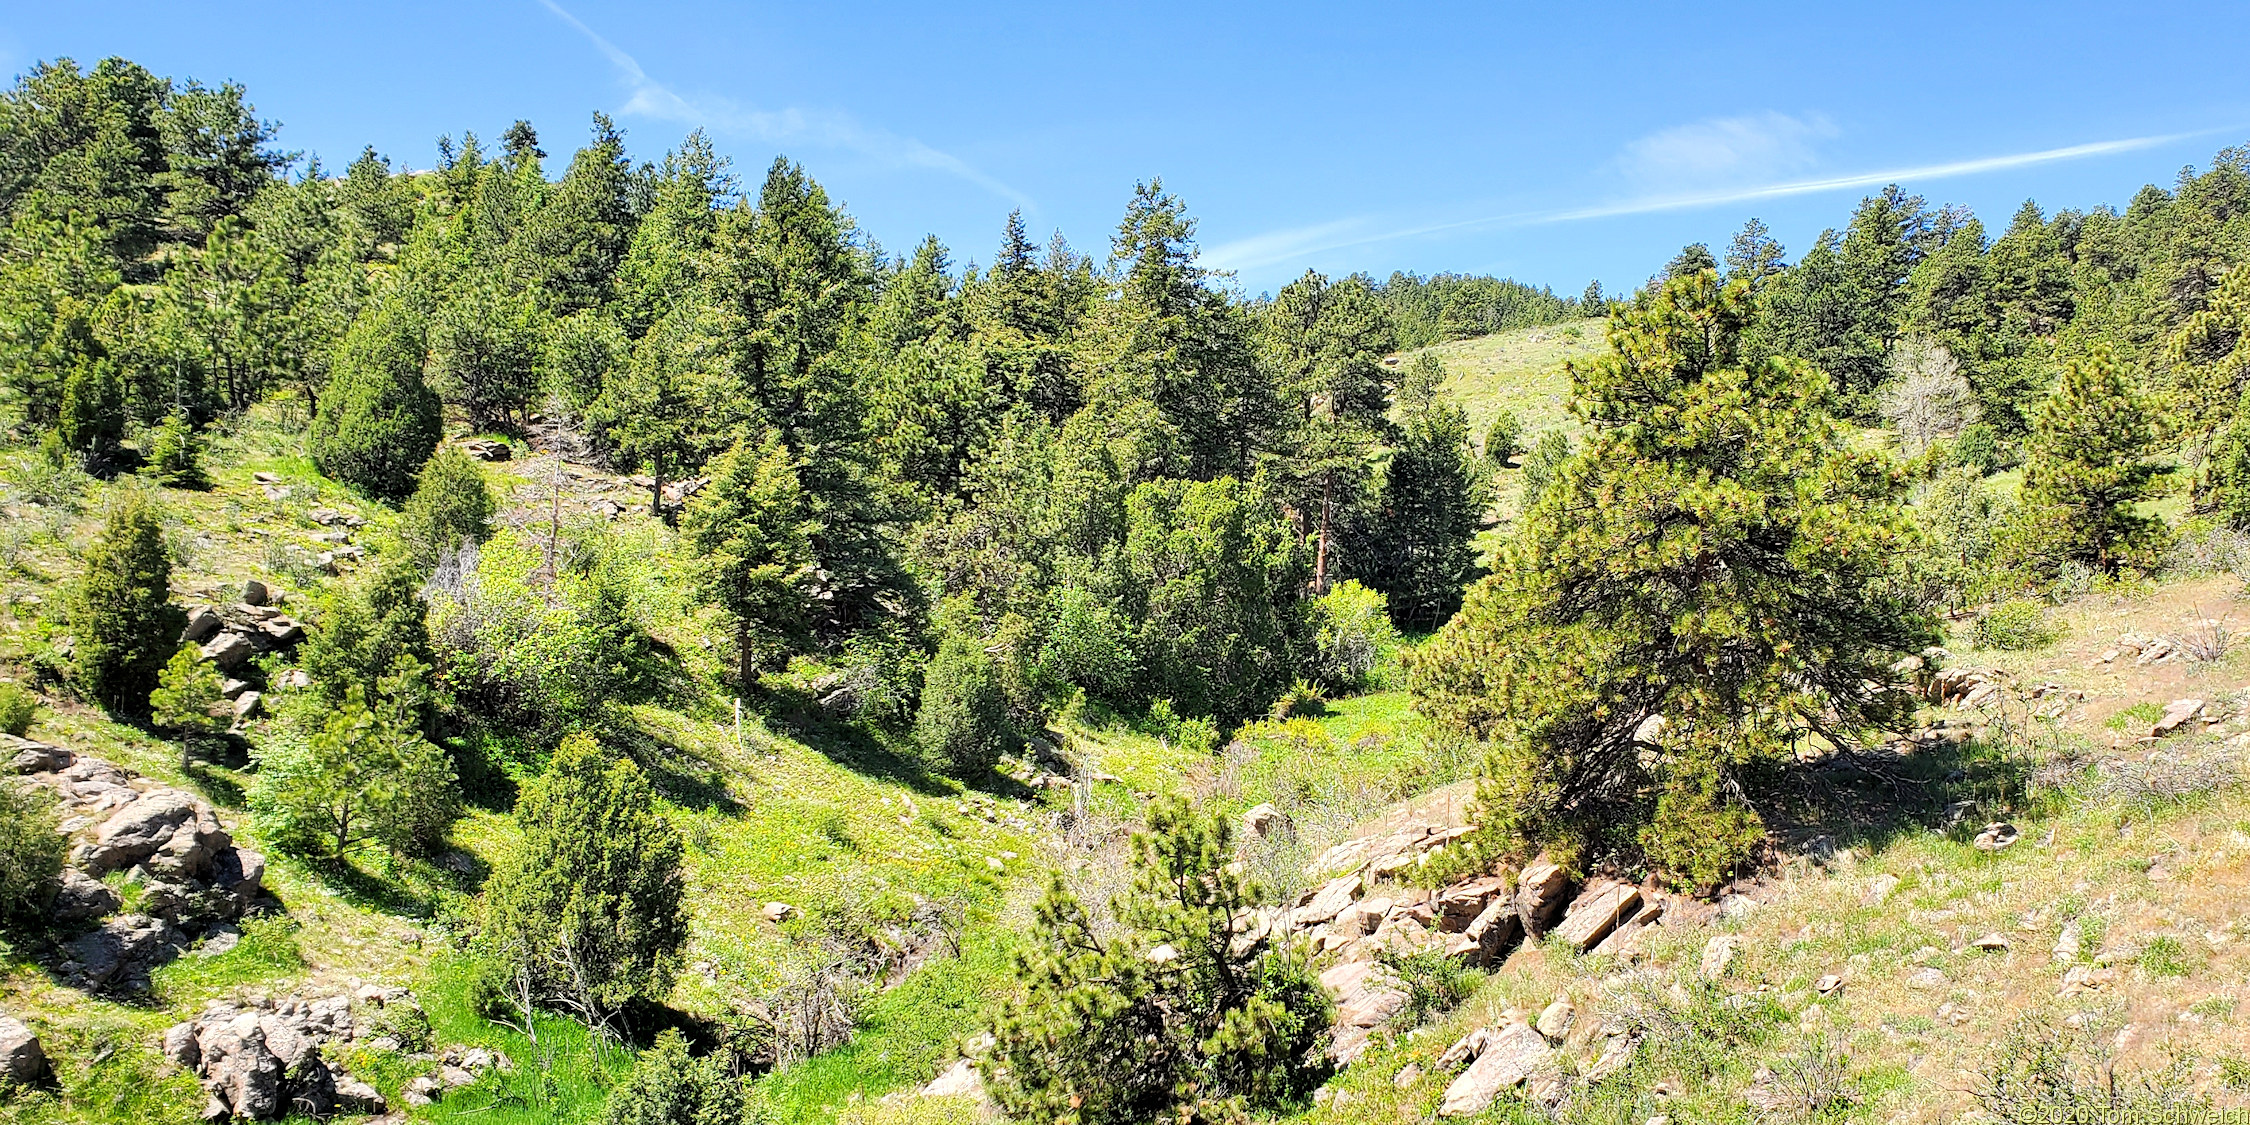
<box><xmin>0</xmin><ymin>780</ymin><xmax>65</xmax><ymax>929</ymax></box>
<box><xmin>0</xmin><ymin>682</ymin><xmax>38</xmax><ymax>736</ymax></box>
<box><xmin>1309</xmin><ymin>579</ymin><xmax>1397</xmax><ymax>691</ymax></box>
<box><xmin>1975</xmin><ymin>600</ymin><xmax>2059</xmax><ymax>651</ymax></box>
<box><xmin>1375</xmin><ymin>948</ymin><xmax>1478</xmax><ymax>1028</ymax></box>
<box><xmin>250</xmin><ymin>683</ymin><xmax>459</xmax><ymax>858</ymax></box>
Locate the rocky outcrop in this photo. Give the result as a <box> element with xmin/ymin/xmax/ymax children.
<box><xmin>1438</xmin><ymin>1023</ymin><xmax>1552</xmax><ymax>1116</ymax></box>
<box><xmin>15</xmin><ymin>745</ymin><xmax>266</xmax><ymax>990</ymax></box>
<box><xmin>166</xmin><ymin>995</ymin><xmax>389</xmax><ymax>1120</ymax></box>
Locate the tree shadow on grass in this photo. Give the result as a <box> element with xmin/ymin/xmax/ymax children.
<box><xmin>759</xmin><ymin>689</ymin><xmax>955</xmax><ymax>799</ymax></box>
<box><xmin>1746</xmin><ymin>725</ymin><xmax>2037</xmax><ymax>862</ymax></box>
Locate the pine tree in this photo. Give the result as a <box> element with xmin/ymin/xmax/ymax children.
<box><xmin>149</xmin><ymin>644</ymin><xmax>224</xmax><ymax>733</ymax></box>
<box><xmin>311</xmin><ymin>297</ymin><xmax>443</xmax><ymax>500</ymax></box>
<box><xmin>915</xmin><ymin>629</ymin><xmax>1015</xmax><ymax>778</ymax></box>
<box><xmin>55</xmin><ymin>353</ymin><xmax>125</xmax><ymax>455</ymax></box>
<box><xmin>72</xmin><ymin>489</ymin><xmax>185</xmax><ymax>712</ymax></box>
<box><xmin>1408</xmin><ymin>273</ymin><xmax>1932</xmax><ymax>888</ymax></box>
<box><xmin>482</xmin><ymin>733</ymin><xmax>687</xmax><ymax>1020</ymax></box>
<box><xmin>602</xmin><ymin>1030</ymin><xmax>751</xmax><ymax>1125</ymax></box>
<box><xmin>2014</xmin><ymin>343</ymin><xmax>2171</xmax><ymax>574</ymax></box>
<box><xmin>681</xmin><ymin>431</ymin><xmax>817</xmax><ymax>686</ymax></box>
<box><xmin>1364</xmin><ymin>355</ymin><xmax>1485</xmax><ymax>628</ymax></box>
<box><xmin>249</xmin><ymin>682</ymin><xmax>458</xmax><ymax>858</ymax></box>
<box><xmin>984</xmin><ymin>796</ymin><xmax>1330</xmax><ymax>1124</ymax></box>
<box><xmin>145</xmin><ymin>408</ymin><xmax>209</xmax><ymax>487</ymax></box>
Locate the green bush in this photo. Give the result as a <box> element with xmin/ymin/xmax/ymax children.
<box><xmin>145</xmin><ymin>410</ymin><xmax>210</xmax><ymax>488</ymax></box>
<box><xmin>399</xmin><ymin>445</ymin><xmax>496</xmax><ymax>568</ymax></box>
<box><xmin>1375</xmin><ymin>948</ymin><xmax>1478</xmax><ymax>1028</ymax></box>
<box><xmin>310</xmin><ymin>298</ymin><xmax>443</xmax><ymax>501</ymax></box>
<box><xmin>0</xmin><ymin>682</ymin><xmax>38</xmax><ymax>736</ymax></box>
<box><xmin>481</xmin><ymin>734</ymin><xmax>687</xmax><ymax>1018</ymax></box>
<box><xmin>0</xmin><ymin>780</ymin><xmax>65</xmax><ymax>929</ymax></box>
<box><xmin>1037</xmin><ymin>584</ymin><xmax>1136</xmax><ymax>702</ymax></box>
<box><xmin>1483</xmin><ymin>409</ymin><xmax>1522</xmax><ymax>464</ymax></box>
<box><xmin>1975</xmin><ymin>600</ymin><xmax>2060</xmax><ymax>651</ymax></box>
<box><xmin>249</xmin><ymin>683</ymin><xmax>459</xmax><ymax>858</ymax></box>
<box><xmin>1952</xmin><ymin>422</ymin><xmax>2000</xmax><ymax>476</ymax></box>
<box><xmin>1309</xmin><ymin>579</ymin><xmax>1397</xmax><ymax>691</ymax></box>
<box><xmin>71</xmin><ymin>489</ymin><xmax>186</xmax><ymax>711</ymax></box>
<box><xmin>916</xmin><ymin>632</ymin><xmax>1017</xmax><ymax>779</ymax></box>
<box><xmin>603</xmin><ymin>1029</ymin><xmax>756</xmax><ymax>1125</ymax></box>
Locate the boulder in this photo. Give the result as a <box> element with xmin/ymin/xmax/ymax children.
<box><xmin>52</xmin><ymin>868</ymin><xmax>123</xmax><ymax>923</ymax></box>
<box><xmin>1320</xmin><ymin>960</ymin><xmax>1407</xmax><ymax>1065</ymax></box>
<box><xmin>1432</xmin><ymin>876</ymin><xmax>1507</xmax><ymax>931</ymax></box>
<box><xmin>232</xmin><ymin>691</ymin><xmax>263</xmax><ymax>721</ymax></box>
<box><xmin>1535</xmin><ymin>999</ymin><xmax>1574</xmax><ymax>1043</ymax></box>
<box><xmin>1701</xmin><ymin>935</ymin><xmax>1739</xmax><ymax>979</ymax></box>
<box><xmin>333</xmin><ymin>1073</ymin><xmax>387</xmax><ymax>1114</ymax></box>
<box><xmin>0</xmin><ymin>1015</ymin><xmax>45</xmax><ymax>1085</ymax></box>
<box><xmin>1552</xmin><ymin>882</ymin><xmax>1641</xmax><ymax>951</ymax></box>
<box><xmin>242</xmin><ymin>580</ymin><xmax>271</xmax><ymax>607</ymax></box>
<box><xmin>1436</xmin><ymin>1026</ymin><xmax>1492</xmax><ymax>1070</ymax></box>
<box><xmin>1438</xmin><ymin>1023</ymin><xmax>1551</xmax><ymax>1116</ymax></box>
<box><xmin>2153</xmin><ymin>699</ymin><xmax>2204</xmax><ymax>736</ymax></box>
<box><xmin>923</xmin><ymin>1058</ymin><xmax>983</xmax><ymax>1098</ymax></box>
<box><xmin>62</xmin><ymin>913</ymin><xmax>185</xmax><ymax>988</ymax></box>
<box><xmin>1973</xmin><ymin>823</ymin><xmax>2019</xmax><ymax>852</ymax></box>
<box><xmin>200</xmin><ymin>632</ymin><xmax>258</xmax><ymax>672</ymax></box>
<box><xmin>1296</xmin><ymin>874</ymin><xmax>1361</xmax><ymax>927</ymax></box>
<box><xmin>83</xmin><ymin>789</ymin><xmax>229</xmax><ymax>878</ymax></box>
<box><xmin>1514</xmin><ymin>861</ymin><xmax>1572</xmax><ymax>931</ymax></box>
<box><xmin>198</xmin><ymin>1014</ymin><xmax>283</xmax><ymax>1120</ymax></box>
<box><xmin>182</xmin><ymin>606</ymin><xmax>224</xmax><ymax>644</ymax></box>
<box><xmin>1456</xmin><ymin>897</ymin><xmax>1522</xmax><ymax>965</ymax></box>
<box><xmin>1241</xmin><ymin>803</ymin><xmax>1292</xmax><ymax>839</ymax></box>
<box><xmin>762</xmin><ymin>901</ymin><xmax>798</xmax><ymax>923</ymax></box>
<box><xmin>4</xmin><ymin>734</ymin><xmax>69</xmax><ymax>775</ymax></box>
<box><xmin>259</xmin><ymin>619</ymin><xmax>304</xmax><ymax>646</ymax></box>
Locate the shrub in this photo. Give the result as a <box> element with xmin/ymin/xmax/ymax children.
<box><xmin>1952</xmin><ymin>422</ymin><xmax>2000</xmax><ymax>476</ymax></box>
<box><xmin>1483</xmin><ymin>409</ymin><xmax>1522</xmax><ymax>464</ymax></box>
<box><xmin>482</xmin><ymin>734</ymin><xmax>687</xmax><ymax>1020</ymax></box>
<box><xmin>1973</xmin><ymin>1012</ymin><xmax>2210</xmax><ymax>1123</ymax></box>
<box><xmin>1975</xmin><ymin>600</ymin><xmax>2059</xmax><ymax>651</ymax></box>
<box><xmin>145</xmin><ymin>410</ymin><xmax>211</xmax><ymax>488</ymax></box>
<box><xmin>57</xmin><ymin>355</ymin><xmax>125</xmax><ymax>455</ymax></box>
<box><xmin>0</xmin><ymin>683</ymin><xmax>38</xmax><ymax>736</ymax></box>
<box><xmin>916</xmin><ymin>632</ymin><xmax>1016</xmax><ymax>779</ymax></box>
<box><xmin>1309</xmin><ymin>579</ymin><xmax>1397</xmax><ymax>691</ymax></box>
<box><xmin>0</xmin><ymin>780</ymin><xmax>64</xmax><ymax>929</ymax></box>
<box><xmin>984</xmin><ymin>796</ymin><xmax>1331</xmax><ymax>1124</ymax></box>
<box><xmin>310</xmin><ymin>298</ymin><xmax>442</xmax><ymax>501</ymax></box>
<box><xmin>71</xmin><ymin>489</ymin><xmax>186</xmax><ymax>712</ymax></box>
<box><xmin>1516</xmin><ymin>429</ymin><xmax>1572</xmax><ymax>513</ymax></box>
<box><xmin>603</xmin><ymin>1029</ymin><xmax>754</xmax><ymax>1125</ymax></box>
<box><xmin>399</xmin><ymin>445</ymin><xmax>496</xmax><ymax>569</ymax></box>
<box><xmin>1375</xmin><ymin>948</ymin><xmax>1478</xmax><ymax>1029</ymax></box>
<box><xmin>1037</xmin><ymin>584</ymin><xmax>1136</xmax><ymax>702</ymax></box>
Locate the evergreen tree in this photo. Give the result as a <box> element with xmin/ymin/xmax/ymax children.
<box><xmin>149</xmin><ymin>643</ymin><xmax>225</xmax><ymax>733</ymax></box>
<box><xmin>71</xmin><ymin>489</ymin><xmax>185</xmax><ymax>711</ymax></box>
<box><xmin>984</xmin><ymin>796</ymin><xmax>1331</xmax><ymax>1124</ymax></box>
<box><xmin>311</xmin><ymin>297</ymin><xmax>443</xmax><ymax>500</ymax></box>
<box><xmin>1121</xmin><ymin>476</ymin><xmax>1308</xmax><ymax>720</ymax></box>
<box><xmin>145</xmin><ymin>408</ymin><xmax>209</xmax><ymax>487</ymax></box>
<box><xmin>55</xmin><ymin>352</ymin><xmax>125</xmax><ymax>454</ymax></box>
<box><xmin>915</xmin><ymin>628</ymin><xmax>1016</xmax><ymax>779</ymax></box>
<box><xmin>1408</xmin><ymin>273</ymin><xmax>1932</xmax><ymax>888</ymax></box>
<box><xmin>483</xmin><ymin>733</ymin><xmax>688</xmax><ymax>1019</ymax></box>
<box><xmin>425</xmin><ymin>270</ymin><xmax>548</xmax><ymax>432</ymax></box>
<box><xmin>0</xmin><ymin>210</ymin><xmax>119</xmax><ymax>426</ymax></box>
<box><xmin>1483</xmin><ymin>407</ymin><xmax>1522</xmax><ymax>465</ymax></box>
<box><xmin>250</xmin><ymin>681</ymin><xmax>458</xmax><ymax>858</ymax></box>
<box><xmin>681</xmin><ymin>431</ymin><xmax>817</xmax><ymax>686</ymax></box>
<box><xmin>399</xmin><ymin>444</ymin><xmax>496</xmax><ymax>569</ymax></box>
<box><xmin>1723</xmin><ymin>218</ymin><xmax>1785</xmax><ymax>293</ymax></box>
<box><xmin>0</xmin><ymin>782</ymin><xmax>65</xmax><ymax>931</ymax></box>
<box><xmin>1664</xmin><ymin>242</ymin><xmax>1718</xmax><ymax>279</ymax></box>
<box><xmin>2013</xmin><ymin>343</ymin><xmax>2170</xmax><ymax>574</ymax></box>
<box><xmin>1365</xmin><ymin>355</ymin><xmax>1485</xmax><ymax>628</ymax></box>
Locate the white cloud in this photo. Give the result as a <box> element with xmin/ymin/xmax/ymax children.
<box><xmin>1616</xmin><ymin>111</ymin><xmax>1838</xmax><ymax>188</ymax></box>
<box><xmin>535</xmin><ymin>0</ymin><xmax>1032</xmax><ymax>210</ymax></box>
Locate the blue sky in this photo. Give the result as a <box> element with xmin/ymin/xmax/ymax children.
<box><xmin>7</xmin><ymin>2</ymin><xmax>2248</xmax><ymax>295</ymax></box>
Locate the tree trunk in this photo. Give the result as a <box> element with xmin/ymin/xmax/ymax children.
<box><xmin>1314</xmin><ymin>471</ymin><xmax>1332</xmax><ymax>595</ymax></box>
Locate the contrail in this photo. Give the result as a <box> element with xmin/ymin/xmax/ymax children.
<box><xmin>534</xmin><ymin>0</ymin><xmax>1034</xmax><ymax>212</ymax></box>
<box><xmin>1207</xmin><ymin>130</ymin><xmax>2204</xmax><ymax>274</ymax></box>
